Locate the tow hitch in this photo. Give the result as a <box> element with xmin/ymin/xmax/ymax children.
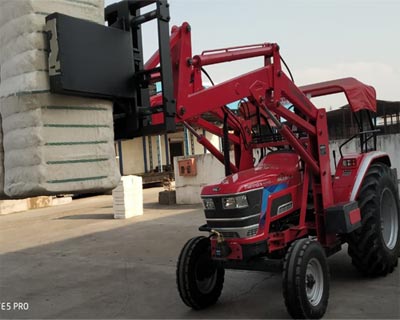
<box><xmin>211</xmin><ymin>230</ymin><xmax>232</xmax><ymax>258</ymax></box>
<box><xmin>199</xmin><ymin>225</ymin><xmax>232</xmax><ymax>258</ymax></box>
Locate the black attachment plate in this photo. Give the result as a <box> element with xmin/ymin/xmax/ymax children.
<box><xmin>46</xmin><ymin>13</ymin><xmax>135</xmax><ymax>99</ymax></box>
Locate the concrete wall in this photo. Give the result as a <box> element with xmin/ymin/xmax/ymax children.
<box><xmin>329</xmin><ymin>133</ymin><xmax>400</xmax><ymax>175</ymax></box>
<box><xmin>120</xmin><ymin>130</ymin><xmax>220</xmax><ymax>175</ymax></box>
<box><xmin>174</xmin><ymin>153</ymin><xmax>226</xmax><ymax>204</ymax></box>
<box><xmin>121</xmin><ymin>138</ymin><xmax>144</xmax><ymax>175</ymax></box>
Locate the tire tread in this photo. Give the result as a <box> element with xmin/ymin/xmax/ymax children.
<box><xmin>282</xmin><ymin>239</ymin><xmax>329</xmax><ymax>319</ymax></box>
<box><xmin>176</xmin><ymin>236</ymin><xmax>224</xmax><ymax>310</ymax></box>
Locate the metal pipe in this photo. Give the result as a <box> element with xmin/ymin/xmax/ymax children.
<box><xmin>157</xmin><ymin>135</ymin><xmax>163</xmax><ymax>172</ymax></box>
<box><xmin>184</xmin><ymin>127</ymin><xmax>190</xmax><ymax>156</ymax></box>
<box><xmin>192</xmin><ymin>45</ymin><xmax>274</xmax><ymax>67</ymax></box>
<box><xmin>332</xmin><ymin>150</ymin><xmax>337</xmax><ymax>170</ymax></box>
<box><xmin>164</xmin><ymin>134</ymin><xmax>170</xmax><ymax>166</ymax></box>
<box><xmin>117</xmin><ymin>141</ymin><xmax>124</xmax><ymax>176</ymax></box>
<box><xmin>142</xmin><ymin>136</ymin><xmax>148</xmax><ymax>173</ymax></box>
<box><xmin>190</xmin><ymin>132</ymin><xmax>195</xmax><ymax>155</ymax></box>
<box><xmin>223</xmin><ymin>112</ymin><xmax>231</xmax><ymax>176</ymax></box>
<box><xmin>148</xmin><ymin>136</ymin><xmax>153</xmax><ymax>171</ymax></box>
<box><xmin>131</xmin><ymin>10</ymin><xmax>157</xmax><ymax>26</ymax></box>
<box><xmin>202</xmin><ymin>129</ymin><xmax>207</xmax><ymax>154</ymax></box>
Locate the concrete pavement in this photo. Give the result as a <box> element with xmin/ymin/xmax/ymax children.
<box><xmin>0</xmin><ymin>187</ymin><xmax>399</xmax><ymax>319</ymax></box>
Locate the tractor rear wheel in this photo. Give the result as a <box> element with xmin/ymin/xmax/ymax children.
<box><xmin>347</xmin><ymin>163</ymin><xmax>400</xmax><ymax>276</ymax></box>
<box><xmin>176</xmin><ymin>236</ymin><xmax>224</xmax><ymax>309</ymax></box>
<box><xmin>282</xmin><ymin>238</ymin><xmax>329</xmax><ymax>319</ymax></box>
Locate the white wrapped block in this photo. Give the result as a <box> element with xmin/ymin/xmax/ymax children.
<box><xmin>0</xmin><ymin>71</ymin><xmax>49</xmax><ymax>98</ymax></box>
<box><xmin>0</xmin><ymin>0</ymin><xmax>103</xmax><ymax>26</ymax></box>
<box><xmin>0</xmin><ymin>33</ymin><xmax>47</xmax><ymax>66</ymax></box>
<box><xmin>0</xmin><ymin>93</ymin><xmax>120</xmax><ymax>198</ymax></box>
<box><xmin>113</xmin><ymin>176</ymin><xmax>143</xmax><ymax>219</ymax></box>
<box><xmin>2</xmin><ymin>50</ymin><xmax>48</xmax><ymax>81</ymax></box>
<box><xmin>0</xmin><ymin>0</ymin><xmax>104</xmax><ymax>33</ymax></box>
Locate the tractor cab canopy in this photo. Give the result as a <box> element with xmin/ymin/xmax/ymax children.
<box><xmin>300</xmin><ymin>77</ymin><xmax>376</xmax><ymax>113</ymax></box>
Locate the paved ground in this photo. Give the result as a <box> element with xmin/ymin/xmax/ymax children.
<box><xmin>0</xmin><ymin>187</ymin><xmax>399</xmax><ymax>319</ymax></box>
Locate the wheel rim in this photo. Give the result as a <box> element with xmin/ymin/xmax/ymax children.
<box><xmin>195</xmin><ymin>255</ymin><xmax>218</xmax><ymax>294</ymax></box>
<box><xmin>305</xmin><ymin>258</ymin><xmax>324</xmax><ymax>306</ymax></box>
<box><xmin>380</xmin><ymin>188</ymin><xmax>399</xmax><ymax>250</ymax></box>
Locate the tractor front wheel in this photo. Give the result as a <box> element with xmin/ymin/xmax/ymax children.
<box><xmin>282</xmin><ymin>238</ymin><xmax>329</xmax><ymax>319</ymax></box>
<box><xmin>176</xmin><ymin>236</ymin><xmax>224</xmax><ymax>309</ymax></box>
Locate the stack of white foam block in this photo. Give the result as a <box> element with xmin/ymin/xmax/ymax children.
<box><xmin>0</xmin><ymin>0</ymin><xmax>120</xmax><ymax>198</ymax></box>
<box><xmin>113</xmin><ymin>176</ymin><xmax>143</xmax><ymax>219</ymax></box>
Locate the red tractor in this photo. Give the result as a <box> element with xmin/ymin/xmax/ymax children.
<box><xmin>45</xmin><ymin>1</ymin><xmax>400</xmax><ymax>318</ymax></box>
<box><xmin>174</xmin><ymin>54</ymin><xmax>400</xmax><ymax>317</ymax></box>
<box><xmin>166</xmin><ymin>18</ymin><xmax>400</xmax><ymax>320</ymax></box>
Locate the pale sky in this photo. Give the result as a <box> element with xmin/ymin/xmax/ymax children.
<box><xmin>105</xmin><ymin>0</ymin><xmax>399</xmax><ymax>109</ymax></box>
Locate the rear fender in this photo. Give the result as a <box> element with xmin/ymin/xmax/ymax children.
<box><xmin>333</xmin><ymin>151</ymin><xmax>391</xmax><ymax>203</ymax></box>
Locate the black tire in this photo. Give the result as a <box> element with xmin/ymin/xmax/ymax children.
<box><xmin>176</xmin><ymin>236</ymin><xmax>224</xmax><ymax>310</ymax></box>
<box><xmin>282</xmin><ymin>239</ymin><xmax>329</xmax><ymax>319</ymax></box>
<box><xmin>347</xmin><ymin>163</ymin><xmax>400</xmax><ymax>276</ymax></box>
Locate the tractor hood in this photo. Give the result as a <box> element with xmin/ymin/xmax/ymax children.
<box><xmin>201</xmin><ymin>151</ymin><xmax>300</xmax><ymax>196</ymax></box>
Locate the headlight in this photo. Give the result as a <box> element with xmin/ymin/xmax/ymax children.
<box><xmin>202</xmin><ymin>198</ymin><xmax>215</xmax><ymax>210</ymax></box>
<box><xmin>222</xmin><ymin>194</ymin><xmax>248</xmax><ymax>209</ymax></box>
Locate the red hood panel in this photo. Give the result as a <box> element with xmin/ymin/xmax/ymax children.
<box><xmin>202</xmin><ymin>152</ymin><xmax>301</xmax><ymax>195</ymax></box>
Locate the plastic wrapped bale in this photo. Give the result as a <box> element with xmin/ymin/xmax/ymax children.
<box><xmin>0</xmin><ymin>0</ymin><xmax>120</xmax><ymax>198</ymax></box>
<box><xmin>0</xmin><ymin>94</ymin><xmax>120</xmax><ymax>197</ymax></box>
